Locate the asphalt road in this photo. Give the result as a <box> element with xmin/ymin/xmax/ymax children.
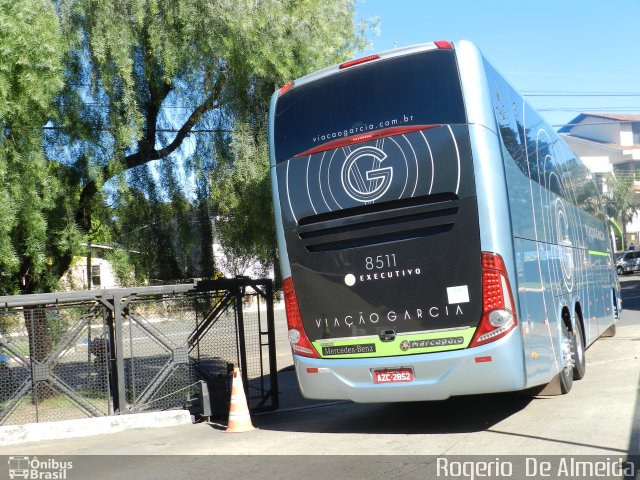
<box><xmin>3</xmin><ymin>278</ymin><xmax>640</xmax><ymax>479</ymax></box>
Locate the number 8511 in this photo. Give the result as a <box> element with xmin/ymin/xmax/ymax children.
<box><xmin>365</xmin><ymin>254</ymin><xmax>397</xmax><ymax>270</ymax></box>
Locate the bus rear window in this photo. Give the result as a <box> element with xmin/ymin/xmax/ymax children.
<box><xmin>274</xmin><ymin>49</ymin><xmax>466</xmax><ymax>163</ymax></box>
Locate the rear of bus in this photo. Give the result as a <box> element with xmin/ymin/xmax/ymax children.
<box><xmin>269</xmin><ymin>41</ymin><xmax>525</xmax><ymax>402</ymax></box>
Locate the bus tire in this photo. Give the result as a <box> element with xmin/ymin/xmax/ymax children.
<box><xmin>573</xmin><ymin>319</ymin><xmax>586</xmax><ymax>381</ymax></box>
<box><xmin>559</xmin><ymin>320</ymin><xmax>574</xmax><ymax>394</ymax></box>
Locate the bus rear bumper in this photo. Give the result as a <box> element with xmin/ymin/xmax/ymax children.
<box><xmin>292</xmin><ymin>331</ymin><xmax>526</xmax><ymax>402</ymax></box>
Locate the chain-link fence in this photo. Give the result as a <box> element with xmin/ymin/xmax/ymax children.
<box><xmin>0</xmin><ymin>278</ymin><xmax>277</xmax><ymax>426</ymax></box>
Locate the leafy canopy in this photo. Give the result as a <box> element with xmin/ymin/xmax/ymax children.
<box><xmin>0</xmin><ymin>0</ymin><xmax>372</xmax><ymax>292</ymax></box>
<box><xmin>0</xmin><ymin>0</ymin><xmax>68</xmax><ymax>294</ymax></box>
<box><xmin>48</xmin><ymin>0</ymin><xmax>371</xmax><ymax>283</ymax></box>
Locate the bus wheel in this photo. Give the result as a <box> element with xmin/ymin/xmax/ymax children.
<box><xmin>559</xmin><ymin>320</ymin><xmax>575</xmax><ymax>394</ymax></box>
<box><xmin>573</xmin><ymin>319</ymin><xmax>586</xmax><ymax>380</ymax></box>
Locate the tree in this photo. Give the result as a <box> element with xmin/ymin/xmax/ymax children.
<box><xmin>0</xmin><ymin>0</ymin><xmax>71</xmax><ymax>402</ymax></box>
<box><xmin>212</xmin><ymin>124</ymin><xmax>275</xmax><ymax>276</ymax></box>
<box><xmin>111</xmin><ymin>177</ymin><xmax>214</xmax><ymax>283</ymax></box>
<box><xmin>0</xmin><ymin>0</ymin><xmax>72</xmax><ymax>295</ymax></box>
<box><xmin>45</xmin><ymin>0</ymin><xmax>371</xmax><ymax>287</ymax></box>
<box><xmin>605</xmin><ymin>173</ymin><xmax>640</xmax><ymax>243</ymax></box>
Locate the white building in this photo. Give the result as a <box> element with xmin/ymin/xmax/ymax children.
<box><xmin>60</xmin><ymin>244</ymin><xmax>119</xmax><ymax>290</ymax></box>
<box><xmin>560</xmin><ymin>113</ymin><xmax>640</xmax><ymax>246</ymax></box>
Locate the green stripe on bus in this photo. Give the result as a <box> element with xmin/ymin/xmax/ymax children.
<box><xmin>588</xmin><ymin>250</ymin><xmax>610</xmax><ymax>257</ymax></box>
<box><xmin>312</xmin><ymin>327</ymin><xmax>477</xmax><ymax>359</ymax></box>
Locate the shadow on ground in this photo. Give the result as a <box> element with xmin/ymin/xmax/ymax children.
<box><xmin>624</xmin><ymin>277</ymin><xmax>640</xmax><ymax>466</ymax></box>
<box><xmin>251</xmin><ymin>366</ymin><xmax>533</xmax><ymax>435</ymax></box>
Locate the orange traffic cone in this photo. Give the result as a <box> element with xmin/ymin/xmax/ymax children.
<box><xmin>225</xmin><ymin>367</ymin><xmax>255</xmax><ymax>432</ymax></box>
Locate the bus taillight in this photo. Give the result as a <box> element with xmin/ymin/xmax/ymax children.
<box><xmin>279</xmin><ymin>81</ymin><xmax>294</xmax><ymax>96</ymax></box>
<box><xmin>283</xmin><ymin>277</ymin><xmax>320</xmax><ymax>358</ymax></box>
<box><xmin>470</xmin><ymin>252</ymin><xmax>517</xmax><ymax>347</ymax></box>
<box><xmin>339</xmin><ymin>55</ymin><xmax>380</xmax><ymax>69</ymax></box>
<box><xmin>434</xmin><ymin>40</ymin><xmax>454</xmax><ymax>50</ymax></box>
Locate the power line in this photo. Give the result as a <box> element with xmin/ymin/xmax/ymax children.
<box><xmin>540</xmin><ymin>108</ymin><xmax>640</xmax><ymax>112</ymax></box>
<box><xmin>524</xmin><ymin>92</ymin><xmax>640</xmax><ymax>97</ymax></box>
<box><xmin>42</xmin><ymin>126</ymin><xmax>233</xmax><ymax>133</ymax></box>
<box><xmin>79</xmin><ymin>102</ymin><xmax>203</xmax><ymax>109</ymax></box>
<box><xmin>553</xmin><ymin>120</ymin><xmax>640</xmax><ymax>128</ymax></box>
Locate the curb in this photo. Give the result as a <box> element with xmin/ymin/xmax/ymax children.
<box><xmin>0</xmin><ymin>410</ymin><xmax>193</xmax><ymax>446</ymax></box>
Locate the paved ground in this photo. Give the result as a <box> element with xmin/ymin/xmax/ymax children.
<box><xmin>5</xmin><ymin>322</ymin><xmax>639</xmax><ymax>457</ymax></box>
<box><xmin>2</xmin><ymin>278</ymin><xmax>640</xmax><ymax>480</ymax></box>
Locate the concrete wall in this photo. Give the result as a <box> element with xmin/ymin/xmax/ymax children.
<box><xmin>580</xmin><ymin>156</ymin><xmax>613</xmax><ymax>174</ymax></box>
<box><xmin>562</xmin><ymin>135</ymin><xmax>629</xmax><ymax>166</ymax></box>
<box><xmin>620</xmin><ymin>123</ymin><xmax>634</xmax><ymax>146</ymax></box>
<box><xmin>569</xmin><ymin>118</ymin><xmax>621</xmax><ymax>144</ymax></box>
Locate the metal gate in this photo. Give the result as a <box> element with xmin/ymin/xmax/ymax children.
<box><xmin>0</xmin><ymin>278</ymin><xmax>278</xmax><ymax>426</ymax></box>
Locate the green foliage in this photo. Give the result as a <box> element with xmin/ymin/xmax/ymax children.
<box><xmin>212</xmin><ymin>124</ymin><xmax>274</xmax><ymax>272</ymax></box>
<box><xmin>47</xmin><ymin>0</ymin><xmax>371</xmax><ymax>287</ymax></box>
<box><xmin>216</xmin><ymin>0</ymin><xmax>371</xmax><ymax>126</ymax></box>
<box><xmin>0</xmin><ymin>0</ymin><xmax>63</xmax><ymax>127</ymax></box>
<box><xmin>104</xmin><ymin>249</ymin><xmax>136</xmax><ymax>287</ymax></box>
<box><xmin>56</xmin><ymin>0</ymin><xmax>369</xmax><ymax>164</ymax></box>
<box><xmin>0</xmin><ymin>311</ymin><xmax>21</xmax><ymax>336</ymax></box>
<box><xmin>0</xmin><ymin>0</ymin><xmax>67</xmax><ymax>294</ymax></box>
<box><xmin>111</xmin><ymin>169</ymin><xmax>212</xmax><ymax>283</ymax></box>
<box><xmin>605</xmin><ymin>173</ymin><xmax>640</xmax><ymax>234</ymax></box>
<box><xmin>0</xmin><ymin>0</ymin><xmax>371</xmax><ymax>293</ymax></box>
<box><xmin>208</xmin><ymin>1</ymin><xmax>373</xmax><ymax>281</ymax></box>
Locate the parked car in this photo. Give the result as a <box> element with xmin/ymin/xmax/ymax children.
<box><xmin>616</xmin><ymin>250</ymin><xmax>640</xmax><ymax>275</ymax></box>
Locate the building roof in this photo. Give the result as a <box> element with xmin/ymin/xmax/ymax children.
<box><xmin>80</xmin><ymin>243</ymin><xmax>114</xmax><ymax>250</ymax></box>
<box><xmin>582</xmin><ymin>113</ymin><xmax>640</xmax><ymax>122</ymax></box>
<box><xmin>606</xmin><ymin>143</ymin><xmax>640</xmax><ymax>151</ymax></box>
<box><xmin>559</xmin><ymin>113</ymin><xmax>640</xmax><ymax>133</ymax></box>
<box><xmin>560</xmin><ymin>133</ymin><xmax>620</xmax><ymax>151</ymax></box>
<box><xmin>561</xmin><ymin>133</ymin><xmax>640</xmax><ymax>152</ymax></box>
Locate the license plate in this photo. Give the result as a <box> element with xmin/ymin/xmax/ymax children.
<box><xmin>373</xmin><ymin>368</ymin><xmax>414</xmax><ymax>384</ymax></box>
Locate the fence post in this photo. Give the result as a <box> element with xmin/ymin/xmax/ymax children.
<box><xmin>265</xmin><ymin>280</ymin><xmax>279</xmax><ymax>410</ymax></box>
<box><xmin>110</xmin><ymin>294</ymin><xmax>127</xmax><ymax>413</ymax></box>
<box><xmin>234</xmin><ymin>282</ymin><xmax>250</xmax><ymax>402</ymax></box>
<box><xmin>198</xmin><ymin>380</ymin><xmax>212</xmax><ymax>420</ymax></box>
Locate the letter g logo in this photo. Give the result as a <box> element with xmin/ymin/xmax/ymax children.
<box><xmin>341</xmin><ymin>146</ymin><xmax>393</xmax><ymax>203</ymax></box>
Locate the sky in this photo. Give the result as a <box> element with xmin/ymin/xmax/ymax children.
<box><xmin>354</xmin><ymin>0</ymin><xmax>640</xmax><ymax>131</ymax></box>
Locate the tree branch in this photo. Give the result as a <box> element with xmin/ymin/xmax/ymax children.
<box><xmin>122</xmin><ymin>74</ymin><xmax>224</xmax><ymax>174</ymax></box>
<box><xmin>142</xmin><ymin>81</ymin><xmax>171</xmax><ymax>156</ymax></box>
<box><xmin>75</xmin><ymin>74</ymin><xmax>224</xmax><ymax>237</ymax></box>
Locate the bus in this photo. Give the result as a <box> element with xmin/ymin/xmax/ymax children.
<box><xmin>268</xmin><ymin>40</ymin><xmax>620</xmax><ymax>402</ymax></box>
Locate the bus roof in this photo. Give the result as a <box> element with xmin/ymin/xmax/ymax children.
<box><xmin>280</xmin><ymin>41</ymin><xmax>461</xmax><ymax>94</ymax></box>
